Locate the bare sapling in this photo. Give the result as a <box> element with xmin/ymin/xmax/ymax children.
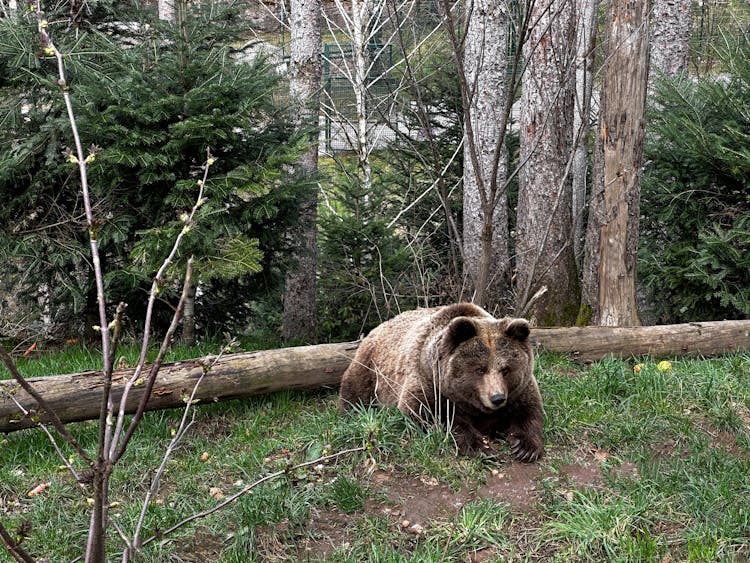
<box><xmin>0</xmin><ymin>5</ymin><xmax>369</xmax><ymax>561</ymax></box>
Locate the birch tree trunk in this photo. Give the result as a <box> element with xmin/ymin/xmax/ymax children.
<box><xmin>571</xmin><ymin>0</ymin><xmax>599</xmax><ymax>266</ymax></box>
<box><xmin>650</xmin><ymin>0</ymin><xmax>693</xmax><ymax>78</ymax></box>
<box><xmin>352</xmin><ymin>0</ymin><xmax>373</xmax><ymax>193</ymax></box>
<box><xmin>581</xmin><ymin>0</ymin><xmax>651</xmax><ymax>326</ymax></box>
<box><xmin>281</xmin><ymin>0</ymin><xmax>322</xmax><ymax>342</ymax></box>
<box><xmin>158</xmin><ymin>0</ymin><xmax>175</xmax><ymax>21</ymax></box>
<box><xmin>461</xmin><ymin>0</ymin><xmax>512</xmax><ymax>314</ymax></box>
<box><xmin>515</xmin><ymin>0</ymin><xmax>579</xmax><ymax>325</ymax></box>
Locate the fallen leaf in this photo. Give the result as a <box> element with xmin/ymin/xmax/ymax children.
<box><xmin>23</xmin><ymin>342</ymin><xmax>37</xmax><ymax>357</ymax></box>
<box><xmin>200</xmin><ymin>452</ymin><xmax>210</xmax><ymax>462</ymax></box>
<box><xmin>593</xmin><ymin>449</ymin><xmax>610</xmax><ymax>462</ymax></box>
<box><xmin>209</xmin><ymin>487</ymin><xmax>223</xmax><ymax>500</ymax></box>
<box><xmin>28</xmin><ymin>482</ymin><xmax>50</xmax><ymax>497</ymax></box>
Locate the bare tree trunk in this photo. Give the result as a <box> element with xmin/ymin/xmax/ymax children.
<box><xmin>571</xmin><ymin>0</ymin><xmax>599</xmax><ymax>266</ymax></box>
<box><xmin>460</xmin><ymin>0</ymin><xmax>512</xmax><ymax>314</ymax></box>
<box><xmin>282</xmin><ymin>0</ymin><xmax>322</xmax><ymax>342</ymax></box>
<box><xmin>352</xmin><ymin>0</ymin><xmax>373</xmax><ymax>193</ymax></box>
<box><xmin>581</xmin><ymin>0</ymin><xmax>651</xmax><ymax>326</ymax></box>
<box><xmin>650</xmin><ymin>0</ymin><xmax>693</xmax><ymax>78</ymax></box>
<box><xmin>158</xmin><ymin>0</ymin><xmax>175</xmax><ymax>21</ymax></box>
<box><xmin>181</xmin><ymin>280</ymin><xmax>196</xmax><ymax>346</ymax></box>
<box><xmin>515</xmin><ymin>0</ymin><xmax>579</xmax><ymax>325</ymax></box>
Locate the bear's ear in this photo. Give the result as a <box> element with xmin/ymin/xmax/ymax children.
<box><xmin>505</xmin><ymin>318</ymin><xmax>530</xmax><ymax>342</ymax></box>
<box><xmin>444</xmin><ymin>317</ymin><xmax>477</xmax><ymax>350</ymax></box>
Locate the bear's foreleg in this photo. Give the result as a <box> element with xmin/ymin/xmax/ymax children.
<box><xmin>504</xmin><ymin>401</ymin><xmax>544</xmax><ymax>462</ymax></box>
<box><xmin>339</xmin><ymin>354</ymin><xmax>378</xmax><ymax>411</ymax></box>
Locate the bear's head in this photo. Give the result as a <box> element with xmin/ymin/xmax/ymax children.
<box><xmin>437</xmin><ymin>316</ymin><xmax>533</xmax><ymax>414</ymax></box>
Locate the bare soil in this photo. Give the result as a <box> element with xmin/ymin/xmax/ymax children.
<box><xmin>293</xmin><ymin>447</ymin><xmax>638</xmax><ymax>561</ymax></box>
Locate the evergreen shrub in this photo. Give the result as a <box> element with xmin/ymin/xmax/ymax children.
<box><xmin>0</xmin><ymin>1</ymin><xmax>303</xmax><ymax>338</ymax></box>
<box><xmin>640</xmin><ymin>35</ymin><xmax>750</xmax><ymax>322</ymax></box>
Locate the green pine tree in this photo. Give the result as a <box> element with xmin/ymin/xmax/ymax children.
<box><xmin>0</xmin><ymin>1</ymin><xmax>305</xmax><ymax>339</ymax></box>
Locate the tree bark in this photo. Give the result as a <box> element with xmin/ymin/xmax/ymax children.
<box><xmin>158</xmin><ymin>0</ymin><xmax>175</xmax><ymax>21</ymax></box>
<box><xmin>0</xmin><ymin>342</ymin><xmax>359</xmax><ymax>433</ymax></box>
<box><xmin>282</xmin><ymin>0</ymin><xmax>322</xmax><ymax>343</ymax></box>
<box><xmin>181</xmin><ymin>279</ymin><xmax>196</xmax><ymax>346</ymax></box>
<box><xmin>581</xmin><ymin>0</ymin><xmax>651</xmax><ymax>326</ymax></box>
<box><xmin>515</xmin><ymin>0</ymin><xmax>579</xmax><ymax>325</ymax></box>
<box><xmin>3</xmin><ymin>321</ymin><xmax>750</xmax><ymax>433</ymax></box>
<box><xmin>533</xmin><ymin>320</ymin><xmax>750</xmax><ymax>362</ymax></box>
<box><xmin>650</xmin><ymin>0</ymin><xmax>692</xmax><ymax>79</ymax></box>
<box><xmin>571</xmin><ymin>0</ymin><xmax>599</xmax><ymax>266</ymax></box>
<box><xmin>352</xmin><ymin>0</ymin><xmax>373</xmax><ymax>193</ymax></box>
<box><xmin>461</xmin><ymin>0</ymin><xmax>512</xmax><ymax>314</ymax></box>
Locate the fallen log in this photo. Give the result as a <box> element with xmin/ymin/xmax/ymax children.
<box><xmin>0</xmin><ymin>342</ymin><xmax>359</xmax><ymax>433</ymax></box>
<box><xmin>532</xmin><ymin>319</ymin><xmax>750</xmax><ymax>361</ymax></box>
<box><xmin>1</xmin><ymin>320</ymin><xmax>749</xmax><ymax>433</ymax></box>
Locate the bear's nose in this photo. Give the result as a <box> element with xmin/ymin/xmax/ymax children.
<box><xmin>490</xmin><ymin>393</ymin><xmax>506</xmax><ymax>407</ymax></box>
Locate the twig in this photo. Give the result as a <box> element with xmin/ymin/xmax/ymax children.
<box><xmin>112</xmin><ymin>258</ymin><xmax>194</xmax><ymax>464</ymax></box>
<box><xmin>0</xmin><ymin>343</ymin><xmax>92</xmax><ymax>465</ymax></box>
<box><xmin>138</xmin><ymin>446</ymin><xmax>367</xmax><ymax>548</ymax></box>
<box><xmin>2</xmin><ymin>389</ymin><xmax>83</xmax><ymax>484</ymax></box>
<box><xmin>130</xmin><ymin>342</ymin><xmax>235</xmax><ymax>553</ymax></box>
<box><xmin>518</xmin><ymin>285</ymin><xmax>548</xmax><ymax>319</ymax></box>
<box><xmin>0</xmin><ymin>522</ymin><xmax>35</xmax><ymax>563</ymax></box>
<box><xmin>109</xmin><ymin>151</ymin><xmax>212</xmax><ymax>462</ymax></box>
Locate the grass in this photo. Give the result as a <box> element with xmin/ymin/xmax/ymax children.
<box><xmin>1</xmin><ymin>344</ymin><xmax>749</xmax><ymax>561</ymax></box>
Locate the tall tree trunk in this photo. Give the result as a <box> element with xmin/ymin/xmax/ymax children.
<box><xmin>515</xmin><ymin>0</ymin><xmax>579</xmax><ymax>325</ymax></box>
<box><xmin>282</xmin><ymin>0</ymin><xmax>322</xmax><ymax>342</ymax></box>
<box><xmin>650</xmin><ymin>0</ymin><xmax>693</xmax><ymax>78</ymax></box>
<box><xmin>571</xmin><ymin>0</ymin><xmax>599</xmax><ymax>266</ymax></box>
<box><xmin>352</xmin><ymin>0</ymin><xmax>373</xmax><ymax>193</ymax></box>
<box><xmin>581</xmin><ymin>0</ymin><xmax>651</xmax><ymax>326</ymax></box>
<box><xmin>461</xmin><ymin>0</ymin><xmax>512</xmax><ymax>314</ymax></box>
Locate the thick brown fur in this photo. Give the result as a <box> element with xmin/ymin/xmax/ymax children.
<box><xmin>339</xmin><ymin>303</ymin><xmax>543</xmax><ymax>461</ymax></box>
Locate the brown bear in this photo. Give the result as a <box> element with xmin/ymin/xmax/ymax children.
<box><xmin>339</xmin><ymin>303</ymin><xmax>543</xmax><ymax>461</ymax></box>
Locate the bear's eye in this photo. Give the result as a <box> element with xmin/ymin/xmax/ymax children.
<box><xmin>500</xmin><ymin>366</ymin><xmax>511</xmax><ymax>376</ymax></box>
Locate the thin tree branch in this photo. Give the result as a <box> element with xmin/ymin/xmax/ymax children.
<box><xmin>138</xmin><ymin>446</ymin><xmax>368</xmax><ymax>549</ymax></box>
<box><xmin>112</xmin><ymin>258</ymin><xmax>194</xmax><ymax>464</ymax></box>
<box><xmin>0</xmin><ymin>343</ymin><xmax>93</xmax><ymax>465</ymax></box>
<box><xmin>0</xmin><ymin>522</ymin><xmax>35</xmax><ymax>563</ymax></box>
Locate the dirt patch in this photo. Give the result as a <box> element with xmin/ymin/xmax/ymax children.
<box><xmin>272</xmin><ymin>452</ymin><xmax>643</xmax><ymax>560</ymax></box>
<box><xmin>557</xmin><ymin>461</ymin><xmax>603</xmax><ymax>488</ymax></box>
<box><xmin>376</xmin><ymin>471</ymin><xmax>467</xmax><ymax>526</ymax></box>
<box><xmin>173</xmin><ymin>529</ymin><xmax>226</xmax><ymax>561</ymax></box>
<box><xmin>298</xmin><ymin>507</ymin><xmax>355</xmax><ymax>561</ymax></box>
<box><xmin>477</xmin><ymin>462</ymin><xmax>543</xmax><ymax>511</ymax></box>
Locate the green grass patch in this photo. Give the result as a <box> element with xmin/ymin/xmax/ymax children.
<box><xmin>1</xmin><ymin>349</ymin><xmax>749</xmax><ymax>561</ymax></box>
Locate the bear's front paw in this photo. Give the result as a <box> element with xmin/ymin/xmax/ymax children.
<box><xmin>508</xmin><ymin>434</ymin><xmax>543</xmax><ymax>463</ymax></box>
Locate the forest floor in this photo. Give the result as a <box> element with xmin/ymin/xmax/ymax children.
<box><xmin>1</xmin><ymin>345</ymin><xmax>749</xmax><ymax>561</ymax></box>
